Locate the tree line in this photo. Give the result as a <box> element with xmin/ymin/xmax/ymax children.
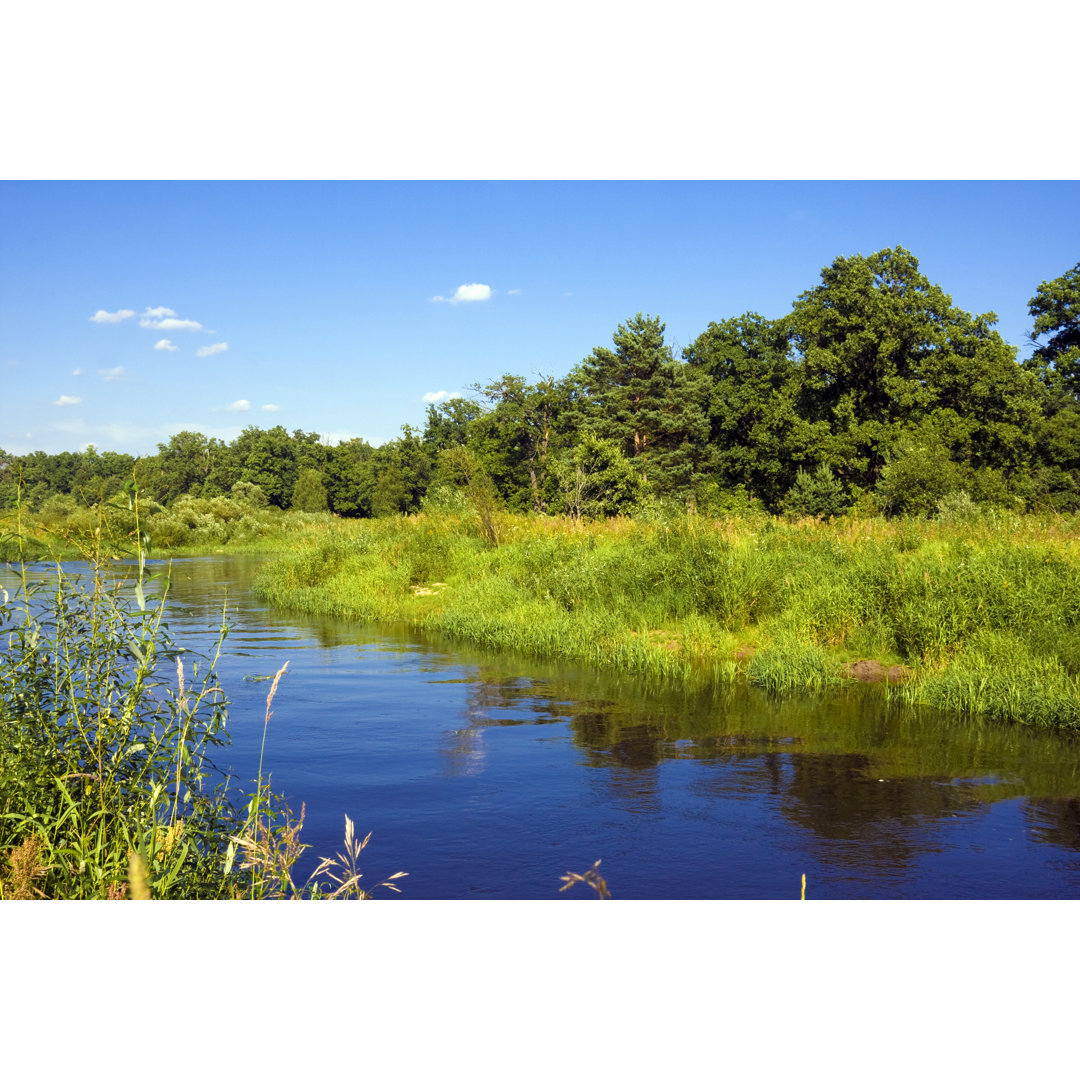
<box><xmin>4</xmin><ymin>247</ymin><xmax>1079</xmax><ymax>519</ymax></box>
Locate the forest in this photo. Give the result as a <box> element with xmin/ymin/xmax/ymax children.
<box><xmin>4</xmin><ymin>248</ymin><xmax>1079</xmax><ymax>525</ymax></box>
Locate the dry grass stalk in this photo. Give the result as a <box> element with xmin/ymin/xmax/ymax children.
<box><xmin>559</xmin><ymin>859</ymin><xmax>611</xmax><ymax>899</ymax></box>
<box><xmin>176</xmin><ymin>655</ymin><xmax>185</xmax><ymax>709</ymax></box>
<box><xmin>233</xmin><ymin>800</ymin><xmax>310</xmax><ymax>899</ymax></box>
<box><xmin>3</xmin><ymin>836</ymin><xmax>48</xmax><ymax>899</ymax></box>
<box><xmin>265</xmin><ymin>662</ymin><xmax>289</xmax><ymax>723</ymax></box>
<box><xmin>308</xmin><ymin>814</ymin><xmax>408</xmax><ymax>899</ymax></box>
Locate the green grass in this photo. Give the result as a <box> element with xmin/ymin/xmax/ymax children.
<box><xmin>0</xmin><ymin>491</ymin><xmax>338</xmax><ymax>562</ymax></box>
<box><xmin>0</xmin><ymin>533</ymin><xmax>404</xmax><ymax>899</ymax></box>
<box><xmin>251</xmin><ymin>510</ymin><xmax>1080</xmax><ymax>731</ymax></box>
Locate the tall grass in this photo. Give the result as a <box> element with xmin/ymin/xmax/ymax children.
<box><xmin>252</xmin><ymin>510</ymin><xmax>1080</xmax><ymax>731</ymax></box>
<box><xmin>0</xmin><ymin>555</ymin><xmax>244</xmax><ymax>897</ymax></box>
<box><xmin>0</xmin><ymin>513</ymin><xmax>404</xmax><ymax>899</ymax></box>
<box><xmin>0</xmin><ymin>489</ymin><xmax>338</xmax><ymax>562</ymax></box>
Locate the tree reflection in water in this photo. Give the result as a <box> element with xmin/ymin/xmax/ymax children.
<box><xmin>428</xmin><ymin>649</ymin><xmax>1080</xmax><ymax>881</ymax></box>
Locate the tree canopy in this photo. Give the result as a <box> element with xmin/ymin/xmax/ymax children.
<box><xmin>1025</xmin><ymin>262</ymin><xmax>1080</xmax><ymax>403</ymax></box>
<box><xmin>7</xmin><ymin>248</ymin><xmax>1078</xmax><ymax>519</ymax></box>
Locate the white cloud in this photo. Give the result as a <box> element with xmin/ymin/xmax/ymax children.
<box><xmin>140</xmin><ymin>317</ymin><xmax>204</xmax><ymax>331</ymax></box>
<box><xmin>154</xmin><ymin>339</ymin><xmax>178</xmax><ymax>352</ymax></box>
<box><xmin>422</xmin><ymin>390</ymin><xmax>464</xmax><ymax>404</ymax></box>
<box><xmin>54</xmin><ymin>395</ymin><xmax>82</xmax><ymax>406</ymax></box>
<box><xmin>142</xmin><ymin>306</ymin><xmax>176</xmax><ymax>319</ymax></box>
<box><xmin>196</xmin><ymin>342</ymin><xmax>228</xmax><ymax>358</ymax></box>
<box><xmin>431</xmin><ymin>283</ymin><xmax>492</xmax><ymax>304</ymax></box>
<box><xmin>98</xmin><ymin>366</ymin><xmax>127</xmax><ymax>382</ymax></box>
<box><xmin>261</xmin><ymin>404</ymin><xmax>280</xmax><ymax>412</ymax></box>
<box><xmin>90</xmin><ymin>308</ymin><xmax>135</xmax><ymax>324</ymax></box>
<box><xmin>225</xmin><ymin>399</ymin><xmax>250</xmax><ymax>412</ymax></box>
<box><xmin>507</xmin><ymin>289</ymin><xmax>522</xmax><ymax>296</ymax></box>
<box><xmin>320</xmin><ymin>431</ymin><xmax>373</xmax><ymax>447</ymax></box>
<box><xmin>72</xmin><ymin>367</ymin><xmax>83</xmax><ymax>375</ymax></box>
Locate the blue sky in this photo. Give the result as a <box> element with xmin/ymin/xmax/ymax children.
<box><xmin>2</xmin><ymin>180</ymin><xmax>1077</xmax><ymax>457</ymax></box>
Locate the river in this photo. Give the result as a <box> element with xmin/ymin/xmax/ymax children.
<box><xmin>5</xmin><ymin>554</ymin><xmax>1080</xmax><ymax>899</ymax></box>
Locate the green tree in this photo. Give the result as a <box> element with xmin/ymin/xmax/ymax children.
<box><xmin>787</xmin><ymin>247</ymin><xmax>1041</xmax><ymax>489</ymax></box>
<box><xmin>572</xmin><ymin>314</ymin><xmax>712</xmax><ymax>498</ymax></box>
<box><xmin>291</xmin><ymin>468</ymin><xmax>329</xmax><ymax>512</ymax></box>
<box><xmin>368</xmin><ymin>426</ymin><xmax>432</xmax><ymax>516</ymax></box>
<box><xmin>291</xmin><ymin>429</ymin><xmax>329</xmax><ymax>473</ymax></box>
<box><xmin>471</xmin><ymin>375</ymin><xmax>567</xmax><ymax>512</ymax></box>
<box><xmin>1025</xmin><ymin>261</ymin><xmax>1080</xmax><ymax>403</ymax></box>
<box><xmin>433</xmin><ymin>445</ymin><xmax>501</xmax><ymax>545</ymax></box>
<box><xmin>371</xmin><ymin>463</ymin><xmax>408</xmax><ymax>517</ymax></box>
<box><xmin>0</xmin><ymin>447</ymin><xmax>14</xmax><ymax>508</ymax></box>
<box><xmin>324</xmin><ymin>438</ymin><xmax>375</xmax><ymax>517</ymax></box>
<box><xmin>232</xmin><ymin>426</ymin><xmax>299</xmax><ymax>508</ymax></box>
<box><xmin>149</xmin><ymin>431</ymin><xmax>224</xmax><ymax>504</ymax></box>
<box><xmin>873</xmin><ymin>434</ymin><xmax>963</xmax><ymax>517</ymax></box>
<box><xmin>19</xmin><ymin>450</ymin><xmax>78</xmax><ymax>496</ymax></box>
<box><xmin>684</xmin><ymin>313</ymin><xmax>804</xmax><ymax>508</ymax></box>
<box><xmin>422</xmin><ymin>397</ymin><xmax>484</xmax><ymax>452</ymax></box>
<box><xmin>779</xmin><ymin>464</ymin><xmax>848</xmax><ymax>519</ymax></box>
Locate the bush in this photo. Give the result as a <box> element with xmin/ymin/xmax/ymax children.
<box><xmin>0</xmin><ymin>560</ymin><xmax>247</xmax><ymax>897</ymax></box>
<box><xmin>551</xmin><ymin>433</ymin><xmax>645</xmax><ymax>520</ymax></box>
<box><xmin>874</xmin><ymin>441</ymin><xmax>961</xmax><ymax>516</ymax></box>
<box><xmin>231</xmin><ymin>481</ymin><xmax>269</xmax><ymax>510</ymax></box>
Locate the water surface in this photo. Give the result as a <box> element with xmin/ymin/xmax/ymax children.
<box><xmin>5</xmin><ymin>556</ymin><xmax>1080</xmax><ymax>899</ymax></box>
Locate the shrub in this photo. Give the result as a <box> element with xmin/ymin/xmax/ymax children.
<box><xmin>874</xmin><ymin>441</ymin><xmax>961</xmax><ymax>516</ymax></box>
<box><xmin>231</xmin><ymin>480</ymin><xmax>269</xmax><ymax>509</ymax></box>
<box><xmin>551</xmin><ymin>433</ymin><xmax>645</xmax><ymax>520</ymax></box>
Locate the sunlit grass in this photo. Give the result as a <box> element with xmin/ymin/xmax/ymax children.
<box><xmin>251</xmin><ymin>509</ymin><xmax>1080</xmax><ymax>730</ymax></box>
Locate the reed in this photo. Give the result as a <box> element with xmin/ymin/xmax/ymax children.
<box><xmin>0</xmin><ymin>523</ymin><xmax>403</xmax><ymax>899</ymax></box>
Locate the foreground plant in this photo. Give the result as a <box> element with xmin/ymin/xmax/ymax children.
<box><xmin>306</xmin><ymin>815</ymin><xmax>408</xmax><ymax>899</ymax></box>
<box><xmin>0</xmin><ymin>554</ymin><xmax>240</xmax><ymax>898</ymax></box>
<box><xmin>0</xmin><ymin>535</ymin><xmax>403</xmax><ymax>900</ymax></box>
<box><xmin>560</xmin><ymin>859</ymin><xmax>610</xmax><ymax>899</ymax></box>
<box><xmin>218</xmin><ymin>662</ymin><xmax>407</xmax><ymax>900</ymax></box>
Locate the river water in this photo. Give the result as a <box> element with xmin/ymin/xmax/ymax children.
<box><xmin>5</xmin><ymin>555</ymin><xmax>1080</xmax><ymax>899</ymax></box>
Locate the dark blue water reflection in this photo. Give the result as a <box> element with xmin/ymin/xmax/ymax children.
<box><xmin>5</xmin><ymin>556</ymin><xmax>1080</xmax><ymax>899</ymax></box>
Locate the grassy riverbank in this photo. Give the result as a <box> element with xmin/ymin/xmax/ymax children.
<box><xmin>252</xmin><ymin>510</ymin><xmax>1080</xmax><ymax>731</ymax></box>
<box><xmin>0</xmin><ymin>491</ymin><xmax>343</xmax><ymax>563</ymax></box>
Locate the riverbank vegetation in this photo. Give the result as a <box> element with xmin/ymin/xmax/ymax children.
<box><xmin>0</xmin><ymin>539</ymin><xmax>404</xmax><ymax>899</ymax></box>
<box><xmin>251</xmin><ymin>509</ymin><xmax>1080</xmax><ymax>732</ymax></box>
<box><xmin>0</xmin><ymin>482</ymin><xmax>337</xmax><ymax>563</ymax></box>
